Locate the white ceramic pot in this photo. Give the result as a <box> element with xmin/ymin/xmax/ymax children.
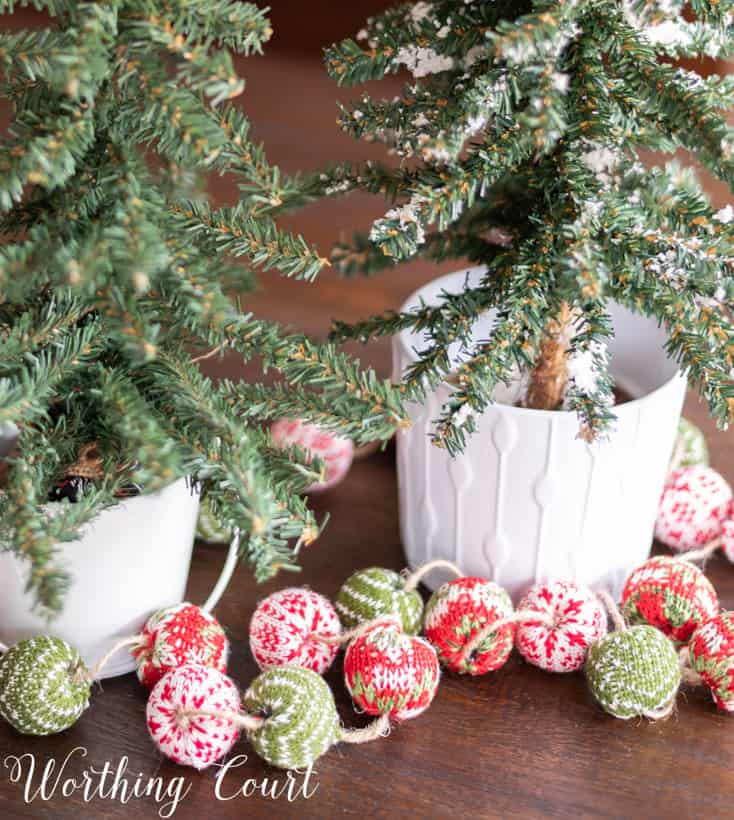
<box><xmin>0</xmin><ymin>474</ymin><xmax>239</xmax><ymax>678</ymax></box>
<box><xmin>394</xmin><ymin>268</ymin><xmax>687</xmax><ymax>601</ymax></box>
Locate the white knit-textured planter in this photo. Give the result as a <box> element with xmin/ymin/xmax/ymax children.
<box><xmin>394</xmin><ymin>268</ymin><xmax>687</xmax><ymax>601</ymax></box>
<box><xmin>0</xmin><ymin>470</ymin><xmax>237</xmax><ymax>678</ymax></box>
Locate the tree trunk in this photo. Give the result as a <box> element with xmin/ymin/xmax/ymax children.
<box><xmin>524</xmin><ymin>302</ymin><xmax>574</xmax><ymax>411</ymax></box>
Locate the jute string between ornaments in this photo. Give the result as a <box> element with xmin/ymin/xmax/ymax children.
<box><xmin>46</xmin><ymin>541</ymin><xmax>729</xmax><ymax>687</ymax></box>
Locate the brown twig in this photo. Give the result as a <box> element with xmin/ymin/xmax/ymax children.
<box><xmin>525</xmin><ymin>301</ymin><xmax>575</xmax><ymax>411</ymax></box>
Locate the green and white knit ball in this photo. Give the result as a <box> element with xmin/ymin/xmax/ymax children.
<box><xmin>335</xmin><ymin>567</ymin><xmax>423</xmax><ymax>634</ymax></box>
<box><xmin>243</xmin><ymin>666</ymin><xmax>341</xmax><ymax>770</ymax></box>
<box><xmin>669</xmin><ymin>418</ymin><xmax>709</xmax><ymax>473</ymax></box>
<box><xmin>0</xmin><ymin>636</ymin><xmax>90</xmax><ymax>735</ymax></box>
<box><xmin>195</xmin><ymin>498</ymin><xmax>231</xmax><ymax>544</ymax></box>
<box><xmin>585</xmin><ymin>626</ymin><xmax>681</xmax><ymax>719</ymax></box>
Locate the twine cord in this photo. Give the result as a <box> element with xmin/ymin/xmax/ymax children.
<box><xmin>312</xmin><ymin>614</ymin><xmax>402</xmax><ymax>645</ymax></box>
<box><xmin>676</xmin><ymin>536</ymin><xmax>722</xmax><ymax>566</ymax></box>
<box><xmin>460</xmin><ymin>609</ymin><xmax>556</xmax><ymax>662</ymax></box>
<box><xmin>401</xmin><ymin>559</ymin><xmax>464</xmax><ymax>592</ymax></box>
<box><xmin>340</xmin><ymin>713</ymin><xmax>391</xmax><ymax>744</ymax></box>
<box><xmin>176</xmin><ymin>707</ymin><xmax>264</xmax><ymax>732</ymax></box>
<box><xmin>596</xmin><ymin>589</ymin><xmax>627</xmax><ymax>633</ymax></box>
<box><xmin>74</xmin><ymin>635</ymin><xmax>146</xmax><ymax>685</ymax></box>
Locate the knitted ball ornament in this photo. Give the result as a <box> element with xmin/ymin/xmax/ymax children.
<box><xmin>515</xmin><ymin>580</ymin><xmax>607</xmax><ymax>673</ymax></box>
<box><xmin>721</xmin><ymin>519</ymin><xmax>734</xmax><ymax>563</ymax></box>
<box><xmin>195</xmin><ymin>498</ymin><xmax>231</xmax><ymax>544</ymax></box>
<box><xmin>270</xmin><ymin>419</ymin><xmax>354</xmax><ymax>492</ymax></box>
<box><xmin>336</xmin><ymin>567</ymin><xmax>423</xmax><ymax>634</ymax></box>
<box><xmin>146</xmin><ymin>663</ymin><xmax>240</xmax><ymax>770</ymax></box>
<box><xmin>585</xmin><ymin>625</ymin><xmax>681</xmax><ymax>719</ymax></box>
<box><xmin>620</xmin><ymin>556</ymin><xmax>719</xmax><ymax>644</ymax></box>
<box><xmin>343</xmin><ymin>623</ymin><xmax>440</xmax><ymax>720</ymax></box>
<box><xmin>423</xmin><ymin>577</ymin><xmax>515</xmax><ymax>675</ymax></box>
<box><xmin>669</xmin><ymin>418</ymin><xmax>709</xmax><ymax>473</ymax></box>
<box><xmin>689</xmin><ymin>612</ymin><xmax>734</xmax><ymax>712</ymax></box>
<box><xmin>243</xmin><ymin>666</ymin><xmax>341</xmax><ymax>770</ymax></box>
<box><xmin>249</xmin><ymin>587</ymin><xmax>341</xmax><ymax>674</ymax></box>
<box><xmin>0</xmin><ymin>636</ymin><xmax>90</xmax><ymax>735</ymax></box>
<box><xmin>654</xmin><ymin>465</ymin><xmax>733</xmax><ymax>551</ymax></box>
<box><xmin>132</xmin><ymin>603</ymin><xmax>229</xmax><ymax>689</ymax></box>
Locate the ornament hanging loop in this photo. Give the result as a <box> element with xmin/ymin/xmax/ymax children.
<box><xmin>313</xmin><ymin>613</ymin><xmax>402</xmax><ymax>645</ymax></box>
<box><xmin>460</xmin><ymin>609</ymin><xmax>555</xmax><ymax>663</ymax></box>
<box><xmin>176</xmin><ymin>706</ymin><xmax>265</xmax><ymax>732</ymax></box>
<box><xmin>595</xmin><ymin>589</ymin><xmax>627</xmax><ymax>633</ymax></box>
<box><xmin>340</xmin><ymin>713</ymin><xmax>391</xmax><ymax>744</ymax></box>
<box><xmin>676</xmin><ymin>536</ymin><xmax>722</xmax><ymax>566</ymax></box>
<box><xmin>401</xmin><ymin>559</ymin><xmax>464</xmax><ymax>592</ymax></box>
<box><xmin>74</xmin><ymin>634</ymin><xmax>146</xmax><ymax>685</ymax></box>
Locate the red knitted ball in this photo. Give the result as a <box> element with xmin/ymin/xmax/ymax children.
<box><xmin>270</xmin><ymin>419</ymin><xmax>354</xmax><ymax>492</ymax></box>
<box><xmin>133</xmin><ymin>603</ymin><xmax>229</xmax><ymax>689</ymax></box>
<box><xmin>689</xmin><ymin>611</ymin><xmax>734</xmax><ymax>712</ymax></box>
<box><xmin>655</xmin><ymin>466</ymin><xmax>733</xmax><ymax>551</ymax></box>
<box><xmin>249</xmin><ymin>587</ymin><xmax>341</xmax><ymax>674</ymax></box>
<box><xmin>343</xmin><ymin>622</ymin><xmax>439</xmax><ymax>720</ymax></box>
<box><xmin>721</xmin><ymin>519</ymin><xmax>734</xmax><ymax>563</ymax></box>
<box><xmin>423</xmin><ymin>577</ymin><xmax>515</xmax><ymax>675</ymax></box>
<box><xmin>621</xmin><ymin>555</ymin><xmax>719</xmax><ymax>644</ymax></box>
<box><xmin>146</xmin><ymin>663</ymin><xmax>240</xmax><ymax>770</ymax></box>
<box><xmin>515</xmin><ymin>580</ymin><xmax>607</xmax><ymax>673</ymax></box>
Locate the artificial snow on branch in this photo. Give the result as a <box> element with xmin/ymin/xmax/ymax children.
<box><xmin>0</xmin><ymin>0</ymin><xmax>407</xmax><ymax>615</ymax></box>
<box><xmin>317</xmin><ymin>0</ymin><xmax>734</xmax><ymax>449</ymax></box>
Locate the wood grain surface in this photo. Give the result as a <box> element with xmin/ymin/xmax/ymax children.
<box><xmin>1</xmin><ymin>12</ymin><xmax>734</xmax><ymax>819</ymax></box>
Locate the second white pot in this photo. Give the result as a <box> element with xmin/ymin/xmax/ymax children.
<box><xmin>394</xmin><ymin>268</ymin><xmax>687</xmax><ymax>601</ymax></box>
<box><xmin>0</xmin><ymin>476</ymin><xmax>239</xmax><ymax>678</ymax></box>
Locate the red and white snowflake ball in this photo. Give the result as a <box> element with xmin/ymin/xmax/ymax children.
<box><xmin>655</xmin><ymin>465</ymin><xmax>733</xmax><ymax>551</ymax></box>
<box><xmin>249</xmin><ymin>587</ymin><xmax>341</xmax><ymax>674</ymax></box>
<box><xmin>270</xmin><ymin>419</ymin><xmax>354</xmax><ymax>492</ymax></box>
<box><xmin>146</xmin><ymin>664</ymin><xmax>240</xmax><ymax>770</ymax></box>
<box><xmin>133</xmin><ymin>603</ymin><xmax>229</xmax><ymax>689</ymax></box>
<box><xmin>721</xmin><ymin>519</ymin><xmax>734</xmax><ymax>563</ymax></box>
<box><xmin>343</xmin><ymin>622</ymin><xmax>439</xmax><ymax>720</ymax></box>
<box><xmin>515</xmin><ymin>580</ymin><xmax>607</xmax><ymax>673</ymax></box>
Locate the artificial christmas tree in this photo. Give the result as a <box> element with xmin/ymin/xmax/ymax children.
<box><xmin>0</xmin><ymin>0</ymin><xmax>405</xmax><ymax>628</ymax></box>
<box><xmin>315</xmin><ymin>0</ymin><xmax>734</xmax><ymax>594</ymax></box>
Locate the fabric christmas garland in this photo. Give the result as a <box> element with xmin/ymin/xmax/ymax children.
<box><xmin>1</xmin><ymin>420</ymin><xmax>733</xmax><ymax>771</ymax></box>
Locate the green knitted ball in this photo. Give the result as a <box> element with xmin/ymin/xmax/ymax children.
<box><xmin>585</xmin><ymin>626</ymin><xmax>681</xmax><ymax>719</ymax></box>
<box><xmin>335</xmin><ymin>567</ymin><xmax>423</xmax><ymax>634</ymax></box>
<box><xmin>196</xmin><ymin>498</ymin><xmax>231</xmax><ymax>544</ymax></box>
<box><xmin>243</xmin><ymin>666</ymin><xmax>341</xmax><ymax>769</ymax></box>
<box><xmin>0</xmin><ymin>636</ymin><xmax>90</xmax><ymax>735</ymax></box>
<box><xmin>670</xmin><ymin>418</ymin><xmax>709</xmax><ymax>472</ymax></box>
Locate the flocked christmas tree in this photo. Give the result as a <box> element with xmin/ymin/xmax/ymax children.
<box><xmin>0</xmin><ymin>0</ymin><xmax>406</xmax><ymax>615</ymax></box>
<box><xmin>317</xmin><ymin>0</ymin><xmax>734</xmax><ymax>453</ymax></box>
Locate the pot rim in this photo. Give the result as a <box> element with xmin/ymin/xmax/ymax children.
<box><xmin>41</xmin><ymin>473</ymin><xmax>198</xmax><ymax>520</ymax></box>
<box><xmin>395</xmin><ymin>267</ymin><xmax>687</xmax><ymax>418</ymax></box>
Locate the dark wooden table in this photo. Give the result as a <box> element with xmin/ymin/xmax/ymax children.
<box><xmin>2</xmin><ymin>36</ymin><xmax>734</xmax><ymax>820</ymax></box>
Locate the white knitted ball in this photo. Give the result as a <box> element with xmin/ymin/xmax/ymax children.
<box><xmin>655</xmin><ymin>466</ymin><xmax>732</xmax><ymax>551</ymax></box>
<box><xmin>146</xmin><ymin>664</ymin><xmax>240</xmax><ymax>770</ymax></box>
<box><xmin>515</xmin><ymin>580</ymin><xmax>607</xmax><ymax>673</ymax></box>
<box><xmin>249</xmin><ymin>587</ymin><xmax>341</xmax><ymax>674</ymax></box>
